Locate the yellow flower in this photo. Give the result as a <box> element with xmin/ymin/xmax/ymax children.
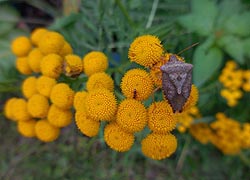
<box><xmin>35</xmin><ymin>119</ymin><xmax>60</xmax><ymax>142</ymax></box>
<box><xmin>17</xmin><ymin>120</ymin><xmax>36</xmax><ymax>138</ymax></box>
<box><xmin>182</xmin><ymin>85</ymin><xmax>199</xmax><ymax>111</ymax></box>
<box><xmin>16</xmin><ymin>57</ymin><xmax>33</xmax><ymax>75</ymax></box>
<box><xmin>11</xmin><ymin>98</ymin><xmax>31</xmax><ymax>121</ymax></box>
<box><xmin>148</xmin><ymin>101</ymin><xmax>176</xmax><ymax>133</ymax></box>
<box><xmin>40</xmin><ymin>53</ymin><xmax>63</xmax><ymax>79</ymax></box>
<box><xmin>4</xmin><ymin>98</ymin><xmax>18</xmax><ymax>121</ymax></box>
<box><xmin>27</xmin><ymin>94</ymin><xmax>49</xmax><ymax>118</ymax></box>
<box><xmin>47</xmin><ymin>104</ymin><xmax>72</xmax><ymax>128</ymax></box>
<box><xmin>50</xmin><ymin>83</ymin><xmax>75</xmax><ymax>110</ymax></box>
<box><xmin>85</xmin><ymin>88</ymin><xmax>117</xmax><ymax>121</ymax></box>
<box><xmin>11</xmin><ymin>36</ymin><xmax>32</xmax><ymax>57</ymax></box>
<box><xmin>141</xmin><ymin>132</ymin><xmax>177</xmax><ymax>160</ymax></box>
<box><xmin>242</xmin><ymin>70</ymin><xmax>250</xmax><ymax>92</ymax></box>
<box><xmin>116</xmin><ymin>99</ymin><xmax>147</xmax><ymax>133</ymax></box>
<box><xmin>36</xmin><ymin>75</ymin><xmax>57</xmax><ymax>97</ymax></box>
<box><xmin>73</xmin><ymin>91</ymin><xmax>88</xmax><ymax>111</ymax></box>
<box><xmin>86</xmin><ymin>72</ymin><xmax>114</xmax><ymax>92</ymax></box>
<box><xmin>189</xmin><ymin>123</ymin><xmax>212</xmax><ymax>144</ymax></box>
<box><xmin>83</xmin><ymin>51</ymin><xmax>108</xmax><ymax>76</ymax></box>
<box><xmin>21</xmin><ymin>76</ymin><xmax>38</xmax><ymax>99</ymax></box>
<box><xmin>31</xmin><ymin>28</ymin><xmax>48</xmax><ymax>46</ymax></box>
<box><xmin>128</xmin><ymin>35</ymin><xmax>163</xmax><ymax>67</ymax></box>
<box><xmin>121</xmin><ymin>69</ymin><xmax>154</xmax><ymax>101</ymax></box>
<box><xmin>27</xmin><ymin>48</ymin><xmax>44</xmax><ymax>73</ymax></box>
<box><xmin>104</xmin><ymin>122</ymin><xmax>135</xmax><ymax>152</ymax></box>
<box><xmin>75</xmin><ymin>110</ymin><xmax>100</xmax><ymax>137</ymax></box>
<box><xmin>241</xmin><ymin>123</ymin><xmax>250</xmax><ymax>149</ymax></box>
<box><xmin>64</xmin><ymin>54</ymin><xmax>83</xmax><ymax>77</ymax></box>
<box><xmin>59</xmin><ymin>42</ymin><xmax>73</xmax><ymax>57</ymax></box>
<box><xmin>38</xmin><ymin>31</ymin><xmax>65</xmax><ymax>55</ymax></box>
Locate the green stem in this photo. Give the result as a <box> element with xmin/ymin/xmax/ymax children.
<box><xmin>115</xmin><ymin>0</ymin><xmax>135</xmax><ymax>28</ymax></box>
<box><xmin>239</xmin><ymin>151</ymin><xmax>250</xmax><ymax>167</ymax></box>
<box><xmin>176</xmin><ymin>135</ymin><xmax>191</xmax><ymax>173</ymax></box>
<box><xmin>146</xmin><ymin>0</ymin><xmax>159</xmax><ymax>29</ymax></box>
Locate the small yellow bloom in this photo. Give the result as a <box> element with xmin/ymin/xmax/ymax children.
<box><xmin>189</xmin><ymin>123</ymin><xmax>212</xmax><ymax>144</ymax></box>
<box><xmin>47</xmin><ymin>104</ymin><xmax>72</xmax><ymax>128</ymax></box>
<box><xmin>59</xmin><ymin>42</ymin><xmax>73</xmax><ymax>57</ymax></box>
<box><xmin>11</xmin><ymin>36</ymin><xmax>32</xmax><ymax>57</ymax></box>
<box><xmin>73</xmin><ymin>91</ymin><xmax>88</xmax><ymax>111</ymax></box>
<box><xmin>86</xmin><ymin>72</ymin><xmax>114</xmax><ymax>92</ymax></box>
<box><xmin>141</xmin><ymin>132</ymin><xmax>177</xmax><ymax>160</ymax></box>
<box><xmin>104</xmin><ymin>122</ymin><xmax>135</xmax><ymax>152</ymax></box>
<box><xmin>64</xmin><ymin>54</ymin><xmax>83</xmax><ymax>77</ymax></box>
<box><xmin>27</xmin><ymin>48</ymin><xmax>44</xmax><ymax>73</ymax></box>
<box><xmin>40</xmin><ymin>53</ymin><xmax>63</xmax><ymax>79</ymax></box>
<box><xmin>50</xmin><ymin>83</ymin><xmax>75</xmax><ymax>110</ymax></box>
<box><xmin>85</xmin><ymin>88</ymin><xmax>117</xmax><ymax>121</ymax></box>
<box><xmin>116</xmin><ymin>99</ymin><xmax>147</xmax><ymax>133</ymax></box>
<box><xmin>121</xmin><ymin>69</ymin><xmax>154</xmax><ymax>101</ymax></box>
<box><xmin>241</xmin><ymin>123</ymin><xmax>250</xmax><ymax>149</ymax></box>
<box><xmin>4</xmin><ymin>98</ymin><xmax>18</xmax><ymax>121</ymax></box>
<box><xmin>16</xmin><ymin>57</ymin><xmax>33</xmax><ymax>75</ymax></box>
<box><xmin>75</xmin><ymin>110</ymin><xmax>100</xmax><ymax>137</ymax></box>
<box><xmin>182</xmin><ymin>85</ymin><xmax>199</xmax><ymax>111</ymax></box>
<box><xmin>36</xmin><ymin>75</ymin><xmax>57</xmax><ymax>97</ymax></box>
<box><xmin>31</xmin><ymin>28</ymin><xmax>48</xmax><ymax>46</ymax></box>
<box><xmin>82</xmin><ymin>51</ymin><xmax>108</xmax><ymax>76</ymax></box>
<box><xmin>35</xmin><ymin>119</ymin><xmax>60</xmax><ymax>142</ymax></box>
<box><xmin>128</xmin><ymin>35</ymin><xmax>163</xmax><ymax>67</ymax></box>
<box><xmin>17</xmin><ymin>120</ymin><xmax>36</xmax><ymax>138</ymax></box>
<box><xmin>21</xmin><ymin>76</ymin><xmax>38</xmax><ymax>99</ymax></box>
<box><xmin>27</xmin><ymin>94</ymin><xmax>49</xmax><ymax>118</ymax></box>
<box><xmin>11</xmin><ymin>98</ymin><xmax>31</xmax><ymax>121</ymax></box>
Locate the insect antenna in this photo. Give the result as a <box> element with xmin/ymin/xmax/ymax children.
<box><xmin>177</xmin><ymin>42</ymin><xmax>199</xmax><ymax>56</ymax></box>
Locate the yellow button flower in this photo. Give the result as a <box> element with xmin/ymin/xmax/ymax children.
<box><xmin>104</xmin><ymin>122</ymin><xmax>135</xmax><ymax>152</ymax></box>
<box><xmin>148</xmin><ymin>101</ymin><xmax>176</xmax><ymax>133</ymax></box>
<box><xmin>17</xmin><ymin>120</ymin><xmax>36</xmax><ymax>138</ymax></box>
<box><xmin>40</xmin><ymin>53</ymin><xmax>63</xmax><ymax>79</ymax></box>
<box><xmin>50</xmin><ymin>83</ymin><xmax>75</xmax><ymax>110</ymax></box>
<box><xmin>16</xmin><ymin>57</ymin><xmax>33</xmax><ymax>75</ymax></box>
<box><xmin>28</xmin><ymin>48</ymin><xmax>44</xmax><ymax>73</ymax></box>
<box><xmin>27</xmin><ymin>94</ymin><xmax>50</xmax><ymax>118</ymax></box>
<box><xmin>35</xmin><ymin>119</ymin><xmax>60</xmax><ymax>142</ymax></box>
<box><xmin>182</xmin><ymin>85</ymin><xmax>199</xmax><ymax>111</ymax></box>
<box><xmin>86</xmin><ymin>72</ymin><xmax>114</xmax><ymax>92</ymax></box>
<box><xmin>36</xmin><ymin>75</ymin><xmax>57</xmax><ymax>97</ymax></box>
<box><xmin>11</xmin><ymin>36</ymin><xmax>32</xmax><ymax>57</ymax></box>
<box><xmin>59</xmin><ymin>42</ymin><xmax>73</xmax><ymax>57</ymax></box>
<box><xmin>4</xmin><ymin>98</ymin><xmax>18</xmax><ymax>121</ymax></box>
<box><xmin>75</xmin><ymin>110</ymin><xmax>100</xmax><ymax>137</ymax></box>
<box><xmin>47</xmin><ymin>104</ymin><xmax>72</xmax><ymax>128</ymax></box>
<box><xmin>121</xmin><ymin>69</ymin><xmax>154</xmax><ymax>101</ymax></box>
<box><xmin>38</xmin><ymin>31</ymin><xmax>65</xmax><ymax>55</ymax></box>
<box><xmin>11</xmin><ymin>98</ymin><xmax>31</xmax><ymax>121</ymax></box>
<box><xmin>64</xmin><ymin>54</ymin><xmax>83</xmax><ymax>77</ymax></box>
<box><xmin>22</xmin><ymin>76</ymin><xmax>38</xmax><ymax>99</ymax></box>
<box><xmin>85</xmin><ymin>88</ymin><xmax>117</xmax><ymax>121</ymax></box>
<box><xmin>31</xmin><ymin>28</ymin><xmax>48</xmax><ymax>46</ymax></box>
<box><xmin>83</xmin><ymin>51</ymin><xmax>108</xmax><ymax>76</ymax></box>
<box><xmin>141</xmin><ymin>133</ymin><xmax>177</xmax><ymax>160</ymax></box>
<box><xmin>73</xmin><ymin>91</ymin><xmax>88</xmax><ymax>111</ymax></box>
<box><xmin>189</xmin><ymin>123</ymin><xmax>212</xmax><ymax>144</ymax></box>
<box><xmin>116</xmin><ymin>99</ymin><xmax>147</xmax><ymax>133</ymax></box>
<box><xmin>128</xmin><ymin>35</ymin><xmax>163</xmax><ymax>67</ymax></box>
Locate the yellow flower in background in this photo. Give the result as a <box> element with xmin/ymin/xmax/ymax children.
<box><xmin>241</xmin><ymin>123</ymin><xmax>250</xmax><ymax>149</ymax></box>
<box><xmin>82</xmin><ymin>51</ymin><xmax>108</xmax><ymax>76</ymax></box>
<box><xmin>182</xmin><ymin>85</ymin><xmax>199</xmax><ymax>111</ymax></box>
<box><xmin>73</xmin><ymin>91</ymin><xmax>88</xmax><ymax>111</ymax></box>
<box><xmin>38</xmin><ymin>31</ymin><xmax>65</xmax><ymax>55</ymax></box>
<box><xmin>242</xmin><ymin>70</ymin><xmax>250</xmax><ymax>92</ymax></box>
<box><xmin>148</xmin><ymin>101</ymin><xmax>176</xmax><ymax>133</ymax></box>
<box><xmin>11</xmin><ymin>36</ymin><xmax>32</xmax><ymax>57</ymax></box>
<box><xmin>104</xmin><ymin>122</ymin><xmax>135</xmax><ymax>152</ymax></box>
<box><xmin>31</xmin><ymin>28</ymin><xmax>48</xmax><ymax>46</ymax></box>
<box><xmin>116</xmin><ymin>99</ymin><xmax>147</xmax><ymax>133</ymax></box>
<box><xmin>141</xmin><ymin>132</ymin><xmax>177</xmax><ymax>160</ymax></box>
<box><xmin>50</xmin><ymin>83</ymin><xmax>75</xmax><ymax>110</ymax></box>
<box><xmin>86</xmin><ymin>72</ymin><xmax>114</xmax><ymax>92</ymax></box>
<box><xmin>64</xmin><ymin>54</ymin><xmax>83</xmax><ymax>77</ymax></box>
<box><xmin>11</xmin><ymin>98</ymin><xmax>31</xmax><ymax>121</ymax></box>
<box><xmin>36</xmin><ymin>76</ymin><xmax>57</xmax><ymax>97</ymax></box>
<box><xmin>16</xmin><ymin>57</ymin><xmax>33</xmax><ymax>75</ymax></box>
<box><xmin>35</xmin><ymin>119</ymin><xmax>60</xmax><ymax>142</ymax></box>
<box><xmin>189</xmin><ymin>123</ymin><xmax>212</xmax><ymax>144</ymax></box>
<box><xmin>22</xmin><ymin>76</ymin><xmax>38</xmax><ymax>99</ymax></box>
<box><xmin>40</xmin><ymin>53</ymin><xmax>63</xmax><ymax>79</ymax></box>
<box><xmin>4</xmin><ymin>98</ymin><xmax>18</xmax><ymax>121</ymax></box>
<box><xmin>47</xmin><ymin>104</ymin><xmax>72</xmax><ymax>128</ymax></box>
<box><xmin>27</xmin><ymin>94</ymin><xmax>50</xmax><ymax>118</ymax></box>
<box><xmin>27</xmin><ymin>48</ymin><xmax>44</xmax><ymax>73</ymax></box>
<box><xmin>75</xmin><ymin>110</ymin><xmax>100</xmax><ymax>137</ymax></box>
<box><xmin>128</xmin><ymin>35</ymin><xmax>163</xmax><ymax>67</ymax></box>
<box><xmin>59</xmin><ymin>42</ymin><xmax>73</xmax><ymax>57</ymax></box>
<box><xmin>17</xmin><ymin>120</ymin><xmax>36</xmax><ymax>138</ymax></box>
<box><xmin>85</xmin><ymin>88</ymin><xmax>117</xmax><ymax>121</ymax></box>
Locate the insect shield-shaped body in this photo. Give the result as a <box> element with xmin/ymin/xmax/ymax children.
<box><xmin>160</xmin><ymin>55</ymin><xmax>193</xmax><ymax>113</ymax></box>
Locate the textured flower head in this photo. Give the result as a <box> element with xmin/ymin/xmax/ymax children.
<box><xmin>85</xmin><ymin>88</ymin><xmax>117</xmax><ymax>121</ymax></box>
<box><xmin>22</xmin><ymin>76</ymin><xmax>38</xmax><ymax>99</ymax></box>
<box><xmin>16</xmin><ymin>57</ymin><xmax>33</xmax><ymax>75</ymax></box>
<box><xmin>4</xmin><ymin>98</ymin><xmax>18</xmax><ymax>121</ymax></box>
<box><xmin>50</xmin><ymin>83</ymin><xmax>75</xmax><ymax>110</ymax></box>
<box><xmin>82</xmin><ymin>51</ymin><xmax>108</xmax><ymax>76</ymax></box>
<box><xmin>63</xmin><ymin>54</ymin><xmax>83</xmax><ymax>77</ymax></box>
<box><xmin>35</xmin><ymin>119</ymin><xmax>60</xmax><ymax>142</ymax></box>
<box><xmin>59</xmin><ymin>42</ymin><xmax>73</xmax><ymax>57</ymax></box>
<box><xmin>86</xmin><ymin>72</ymin><xmax>114</xmax><ymax>92</ymax></box>
<box><xmin>116</xmin><ymin>99</ymin><xmax>147</xmax><ymax>133</ymax></box>
<box><xmin>11</xmin><ymin>98</ymin><xmax>31</xmax><ymax>121</ymax></box>
<box><xmin>141</xmin><ymin>133</ymin><xmax>177</xmax><ymax>160</ymax></box>
<box><xmin>27</xmin><ymin>48</ymin><xmax>44</xmax><ymax>73</ymax></box>
<box><xmin>17</xmin><ymin>120</ymin><xmax>36</xmax><ymax>138</ymax></box>
<box><xmin>31</xmin><ymin>28</ymin><xmax>48</xmax><ymax>46</ymax></box>
<box><xmin>11</xmin><ymin>36</ymin><xmax>32</xmax><ymax>57</ymax></box>
<box><xmin>121</xmin><ymin>69</ymin><xmax>154</xmax><ymax>101</ymax></box>
<box><xmin>104</xmin><ymin>122</ymin><xmax>135</xmax><ymax>152</ymax></box>
<box><xmin>36</xmin><ymin>75</ymin><xmax>57</xmax><ymax>97</ymax></box>
<box><xmin>27</xmin><ymin>94</ymin><xmax>50</xmax><ymax>118</ymax></box>
<box><xmin>128</xmin><ymin>35</ymin><xmax>163</xmax><ymax>67</ymax></box>
<box><xmin>182</xmin><ymin>84</ymin><xmax>199</xmax><ymax>111</ymax></box>
<box><xmin>73</xmin><ymin>91</ymin><xmax>88</xmax><ymax>111</ymax></box>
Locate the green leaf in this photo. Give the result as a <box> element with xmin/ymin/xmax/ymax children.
<box><xmin>243</xmin><ymin>38</ymin><xmax>250</xmax><ymax>58</ymax></box>
<box><xmin>49</xmin><ymin>13</ymin><xmax>81</xmax><ymax>30</ymax></box>
<box><xmin>178</xmin><ymin>0</ymin><xmax>218</xmax><ymax>36</ymax></box>
<box><xmin>193</xmin><ymin>38</ymin><xmax>223</xmax><ymax>87</ymax></box>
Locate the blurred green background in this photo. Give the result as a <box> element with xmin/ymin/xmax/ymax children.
<box><xmin>0</xmin><ymin>0</ymin><xmax>250</xmax><ymax>179</ymax></box>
